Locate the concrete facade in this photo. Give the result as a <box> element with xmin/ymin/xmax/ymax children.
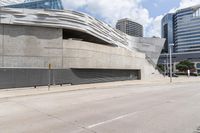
<box><xmin>0</xmin><ymin>24</ymin><xmax>144</xmax><ymax>69</ymax></box>
<box><xmin>0</xmin><ymin>8</ymin><xmax>165</xmax><ymax>65</ymax></box>
<box><xmin>62</xmin><ymin>40</ymin><xmax>161</xmax><ymax>80</ymax></box>
<box><xmin>128</xmin><ymin>36</ymin><xmax>164</xmax><ymax>65</ymax></box>
<box><xmin>0</xmin><ymin>24</ymin><xmax>160</xmax><ymax>79</ymax></box>
<box><xmin>0</xmin><ymin>24</ymin><xmax>63</xmax><ymax>68</ymax></box>
<box><xmin>0</xmin><ymin>8</ymin><xmax>165</xmax><ymax>88</ymax></box>
<box><xmin>62</xmin><ymin>40</ymin><xmax>144</xmax><ymax>69</ymax></box>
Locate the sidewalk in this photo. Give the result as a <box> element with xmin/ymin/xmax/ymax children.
<box><xmin>0</xmin><ymin>76</ymin><xmax>199</xmax><ymax>99</ymax></box>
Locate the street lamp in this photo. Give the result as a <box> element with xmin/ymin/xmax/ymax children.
<box><xmin>169</xmin><ymin>43</ymin><xmax>174</xmax><ymax>83</ymax></box>
<box><xmin>164</xmin><ymin>60</ymin><xmax>166</xmax><ymax>77</ymax></box>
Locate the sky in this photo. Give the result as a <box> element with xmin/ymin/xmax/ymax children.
<box><xmin>62</xmin><ymin>0</ymin><xmax>200</xmax><ymax>37</ymax></box>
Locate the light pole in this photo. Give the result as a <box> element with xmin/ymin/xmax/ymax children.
<box><xmin>164</xmin><ymin>60</ymin><xmax>166</xmax><ymax>77</ymax></box>
<box><xmin>166</xmin><ymin>54</ymin><xmax>169</xmax><ymax>75</ymax></box>
<box><xmin>48</xmin><ymin>63</ymin><xmax>51</xmax><ymax>90</ymax></box>
<box><xmin>169</xmin><ymin>43</ymin><xmax>174</xmax><ymax>83</ymax></box>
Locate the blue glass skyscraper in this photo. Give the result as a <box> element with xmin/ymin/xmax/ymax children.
<box><xmin>161</xmin><ymin>14</ymin><xmax>174</xmax><ymax>53</ymax></box>
<box><xmin>160</xmin><ymin>5</ymin><xmax>200</xmax><ymax>74</ymax></box>
<box><xmin>162</xmin><ymin>5</ymin><xmax>200</xmax><ymax>53</ymax></box>
<box><xmin>3</xmin><ymin>0</ymin><xmax>64</xmax><ymax>10</ymax></box>
<box><xmin>174</xmin><ymin>6</ymin><xmax>200</xmax><ymax>53</ymax></box>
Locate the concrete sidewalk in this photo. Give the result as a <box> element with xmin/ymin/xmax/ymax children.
<box><xmin>0</xmin><ymin>76</ymin><xmax>199</xmax><ymax>99</ymax></box>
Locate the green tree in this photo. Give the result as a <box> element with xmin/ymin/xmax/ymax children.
<box><xmin>176</xmin><ymin>60</ymin><xmax>195</xmax><ymax>72</ymax></box>
<box><xmin>157</xmin><ymin>64</ymin><xmax>164</xmax><ymax>72</ymax></box>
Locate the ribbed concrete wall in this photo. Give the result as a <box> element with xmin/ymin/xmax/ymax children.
<box><xmin>0</xmin><ymin>68</ymin><xmax>140</xmax><ymax>89</ymax></box>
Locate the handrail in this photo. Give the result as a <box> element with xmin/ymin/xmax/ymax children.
<box><xmin>145</xmin><ymin>55</ymin><xmax>164</xmax><ymax>75</ymax></box>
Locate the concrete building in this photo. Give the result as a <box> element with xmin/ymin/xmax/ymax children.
<box><xmin>161</xmin><ymin>5</ymin><xmax>200</xmax><ymax>53</ymax></box>
<box><xmin>159</xmin><ymin>5</ymin><xmax>200</xmax><ymax>74</ymax></box>
<box><xmin>159</xmin><ymin>52</ymin><xmax>200</xmax><ymax>74</ymax></box>
<box><xmin>116</xmin><ymin>18</ymin><xmax>143</xmax><ymax>37</ymax></box>
<box><xmin>0</xmin><ymin>2</ymin><xmax>165</xmax><ymax>89</ymax></box>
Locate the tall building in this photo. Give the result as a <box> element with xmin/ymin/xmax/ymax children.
<box><xmin>159</xmin><ymin>5</ymin><xmax>200</xmax><ymax>74</ymax></box>
<box><xmin>161</xmin><ymin>5</ymin><xmax>200</xmax><ymax>53</ymax></box>
<box><xmin>161</xmin><ymin>14</ymin><xmax>174</xmax><ymax>53</ymax></box>
<box><xmin>116</xmin><ymin>18</ymin><xmax>143</xmax><ymax>37</ymax></box>
<box><xmin>1</xmin><ymin>0</ymin><xmax>63</xmax><ymax>10</ymax></box>
<box><xmin>174</xmin><ymin>6</ymin><xmax>200</xmax><ymax>53</ymax></box>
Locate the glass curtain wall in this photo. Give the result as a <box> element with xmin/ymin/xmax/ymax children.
<box><xmin>4</xmin><ymin>0</ymin><xmax>64</xmax><ymax>10</ymax></box>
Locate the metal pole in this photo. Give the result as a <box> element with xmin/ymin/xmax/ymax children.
<box><xmin>166</xmin><ymin>54</ymin><xmax>169</xmax><ymax>75</ymax></box>
<box><xmin>164</xmin><ymin>60</ymin><xmax>166</xmax><ymax>77</ymax></box>
<box><xmin>48</xmin><ymin>64</ymin><xmax>51</xmax><ymax>90</ymax></box>
<box><xmin>169</xmin><ymin>45</ymin><xmax>173</xmax><ymax>83</ymax></box>
<box><xmin>48</xmin><ymin>69</ymin><xmax>50</xmax><ymax>90</ymax></box>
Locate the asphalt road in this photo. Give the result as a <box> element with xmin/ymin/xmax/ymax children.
<box><xmin>1</xmin><ymin>82</ymin><xmax>200</xmax><ymax>133</ymax></box>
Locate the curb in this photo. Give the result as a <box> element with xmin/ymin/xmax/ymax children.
<box><xmin>0</xmin><ymin>79</ymin><xmax>200</xmax><ymax>99</ymax></box>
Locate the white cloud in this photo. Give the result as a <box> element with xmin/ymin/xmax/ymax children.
<box><xmin>83</xmin><ymin>0</ymin><xmax>149</xmax><ymax>26</ymax></box>
<box><xmin>169</xmin><ymin>0</ymin><xmax>200</xmax><ymax>13</ymax></box>
<box><xmin>147</xmin><ymin>0</ymin><xmax>200</xmax><ymax>37</ymax></box>
<box><xmin>179</xmin><ymin>0</ymin><xmax>200</xmax><ymax>9</ymax></box>
<box><xmin>153</xmin><ymin>3</ymin><xmax>158</xmax><ymax>8</ymax></box>
<box><xmin>146</xmin><ymin>15</ymin><xmax>163</xmax><ymax>37</ymax></box>
<box><xmin>62</xmin><ymin>0</ymin><xmax>156</xmax><ymax>37</ymax></box>
<box><xmin>61</xmin><ymin>0</ymin><xmax>200</xmax><ymax>38</ymax></box>
<box><xmin>61</xmin><ymin>0</ymin><xmax>87</xmax><ymax>9</ymax></box>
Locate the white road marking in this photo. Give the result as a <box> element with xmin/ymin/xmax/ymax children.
<box><xmin>87</xmin><ymin>112</ymin><xmax>138</xmax><ymax>129</ymax></box>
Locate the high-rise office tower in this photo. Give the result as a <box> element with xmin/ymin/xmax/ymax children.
<box><xmin>160</xmin><ymin>5</ymin><xmax>200</xmax><ymax>74</ymax></box>
<box><xmin>116</xmin><ymin>18</ymin><xmax>143</xmax><ymax>37</ymax></box>
<box><xmin>161</xmin><ymin>14</ymin><xmax>174</xmax><ymax>53</ymax></box>
<box><xmin>162</xmin><ymin>5</ymin><xmax>200</xmax><ymax>53</ymax></box>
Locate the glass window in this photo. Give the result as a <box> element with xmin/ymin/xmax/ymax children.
<box><xmin>5</xmin><ymin>0</ymin><xmax>64</xmax><ymax>10</ymax></box>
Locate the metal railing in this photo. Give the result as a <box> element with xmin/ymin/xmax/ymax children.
<box><xmin>145</xmin><ymin>55</ymin><xmax>165</xmax><ymax>75</ymax></box>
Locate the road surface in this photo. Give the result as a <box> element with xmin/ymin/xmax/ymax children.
<box><xmin>1</xmin><ymin>81</ymin><xmax>200</xmax><ymax>133</ymax></box>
